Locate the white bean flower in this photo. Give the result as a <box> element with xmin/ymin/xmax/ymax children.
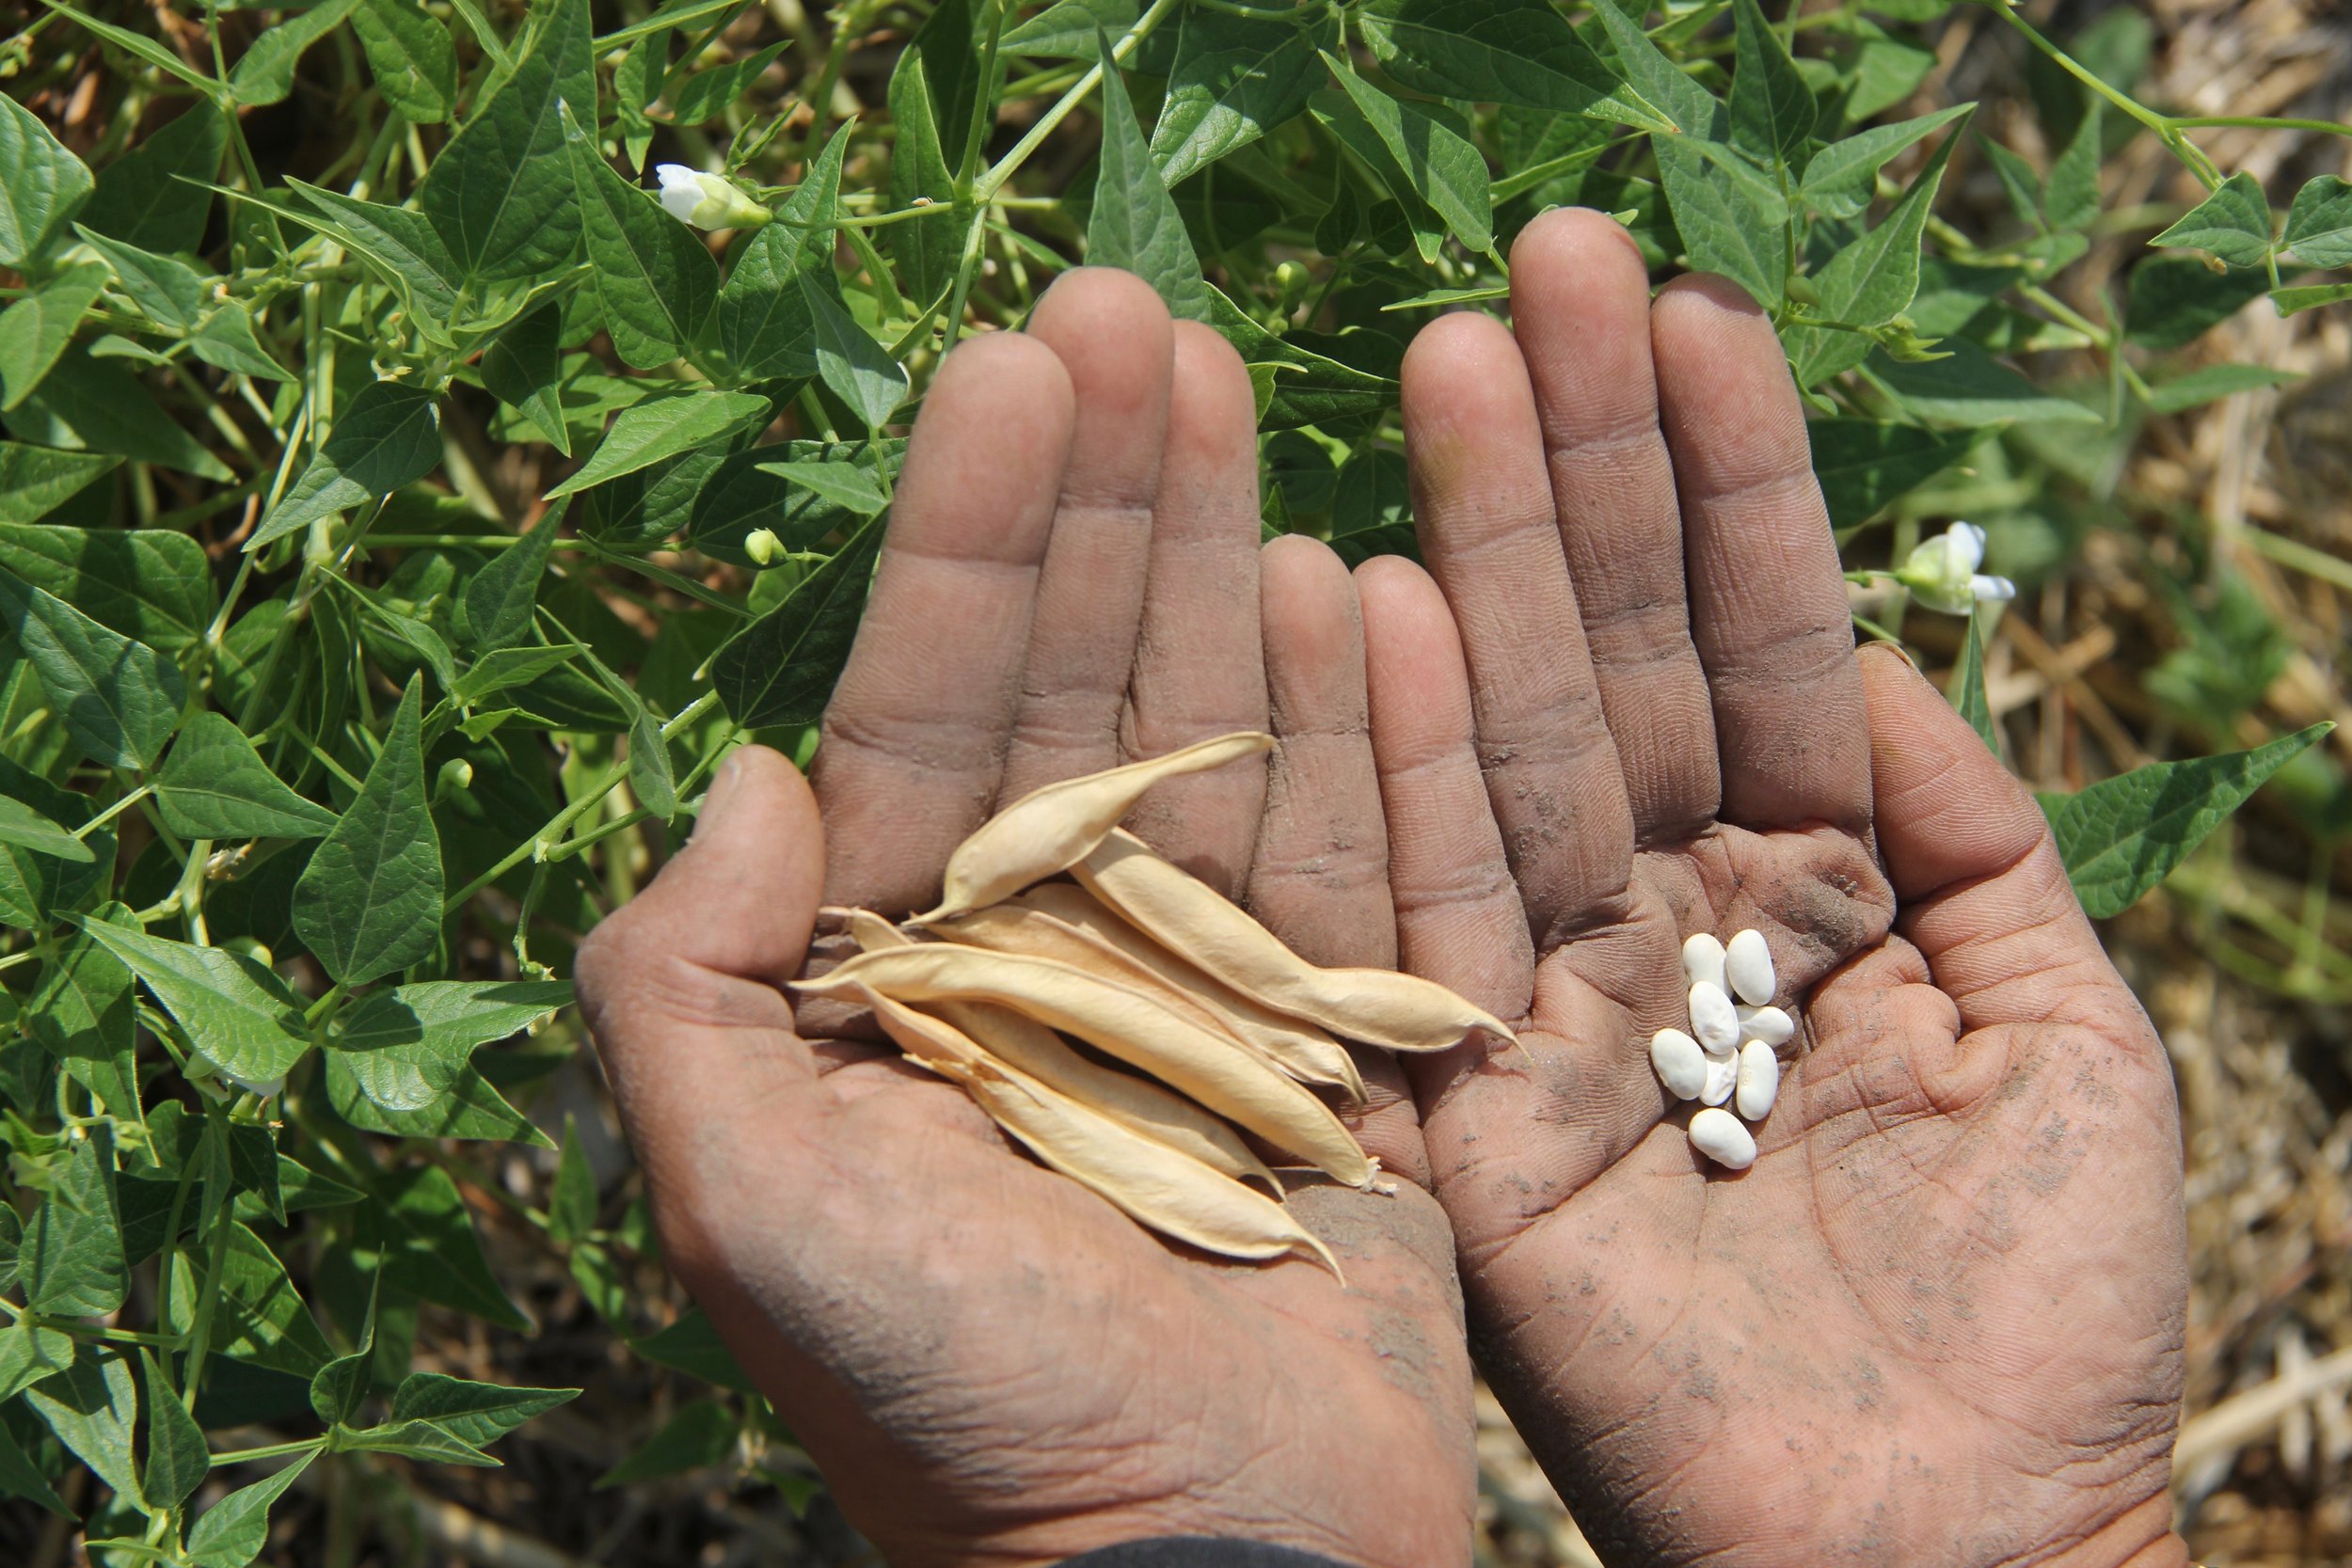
<box><xmin>1895</xmin><ymin>521</ymin><xmax>2016</xmax><ymax>614</ymax></box>
<box><xmin>654</xmin><ymin>164</ymin><xmax>771</xmax><ymax>231</ymax></box>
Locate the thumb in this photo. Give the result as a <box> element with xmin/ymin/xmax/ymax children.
<box><xmin>577</xmin><ymin>746</ymin><xmax>828</xmax><ymax>1170</ymax></box>
<box><xmin>1859</xmin><ymin>643</ymin><xmax>2135</xmax><ymax>1036</ymax></box>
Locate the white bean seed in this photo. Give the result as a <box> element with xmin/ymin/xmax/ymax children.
<box><xmin>1687</xmin><ymin>980</ymin><xmax>1740</xmax><ymax>1052</ymax></box>
<box><xmin>1722</xmin><ymin>930</ymin><xmax>1769</xmax><ymax>1006</ymax></box>
<box><xmin>1724</xmin><ymin>928</ymin><xmax>1775</xmax><ymax>1006</ymax></box>
<box><xmin>1689</xmin><ymin>1107</ymin><xmax>1757</xmax><ymax>1170</ymax></box>
<box><xmin>1737</xmin><ymin>1004</ymin><xmax>1794</xmax><ymax>1046</ymax></box>
<box><xmin>1680</xmin><ymin>932</ymin><xmax>1726</xmax><ymax>993</ymax></box>
<box><xmin>1700</xmin><ymin>1049</ymin><xmax>1738</xmax><ymax>1106</ymax></box>
<box><xmin>1649</xmin><ymin>1029</ymin><xmax>1708</xmax><ymax>1100</ymax></box>
<box><xmin>1735</xmin><ymin>1039</ymin><xmax>1779</xmax><ymax>1120</ymax></box>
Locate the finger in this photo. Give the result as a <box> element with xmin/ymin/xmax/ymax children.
<box><xmin>998</xmin><ymin>269</ymin><xmax>1174</xmax><ymax>800</ymax></box>
<box><xmin>1248</xmin><ymin>536</ymin><xmax>1422</xmax><ymax>1180</ymax></box>
<box><xmin>1858</xmin><ymin>644</ymin><xmax>2142</xmax><ymax>1035</ymax></box>
<box><xmin>578</xmin><ymin>749</ymin><xmax>827</xmax><ymax>1210</ymax></box>
<box><xmin>1509</xmin><ymin>209</ymin><xmax>1719</xmax><ymax>841</ymax></box>
<box><xmin>1400</xmin><ymin>310</ymin><xmax>1637</xmax><ymax>944</ymax></box>
<box><xmin>1248</xmin><ymin>535</ymin><xmax>1396</xmax><ymax>972</ymax></box>
<box><xmin>1355</xmin><ymin>555</ymin><xmax>1536</xmax><ymax>1037</ymax></box>
<box><xmin>1654</xmin><ymin>276</ymin><xmax>1871</xmax><ymax>830</ymax></box>
<box><xmin>1120</xmin><ymin>322</ymin><xmax>1270</xmax><ymax>894</ymax></box>
<box><xmin>812</xmin><ymin>334</ymin><xmax>1076</xmax><ymax>912</ymax></box>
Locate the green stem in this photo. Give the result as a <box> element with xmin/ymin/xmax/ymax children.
<box><xmin>208</xmin><ymin>1438</ymin><xmax>328</xmax><ymax>1467</ymax></box>
<box><xmin>2169</xmin><ymin>114</ymin><xmax>2352</xmax><ymax>137</ymax></box>
<box><xmin>976</xmin><ymin>0</ymin><xmax>1182</xmax><ymax>201</ymax></box>
<box><xmin>179</xmin><ymin>1204</ymin><xmax>238</xmax><ymax>1413</ymax></box>
<box><xmin>75</xmin><ymin>785</ymin><xmax>152</xmax><ymax>840</ymax></box>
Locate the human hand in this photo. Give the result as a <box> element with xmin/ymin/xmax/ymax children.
<box><xmin>1355</xmin><ymin>209</ymin><xmax>2190</xmax><ymax>1567</ymax></box>
<box><xmin>578</xmin><ymin>272</ymin><xmax>1474</xmax><ymax>1568</ymax></box>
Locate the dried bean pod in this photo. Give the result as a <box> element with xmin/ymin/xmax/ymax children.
<box><xmin>854</xmin><ymin>984</ymin><xmax>1339</xmax><ymax>1275</ymax></box>
<box><xmin>1073</xmin><ymin>831</ymin><xmax>1517</xmax><ymax>1053</ymax></box>
<box><xmin>798</xmin><ymin>944</ymin><xmax>1375</xmax><ymax>1187</ymax></box>
<box><xmin>914</xmin><ymin>732</ymin><xmax>1275</xmax><ymax>924</ymax></box>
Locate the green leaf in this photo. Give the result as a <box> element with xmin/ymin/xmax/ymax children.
<box><xmin>0</xmin><ymin>522</ymin><xmax>212</xmax><ymax>651</ymax></box>
<box><xmin>283</xmin><ymin>180</ymin><xmax>464</xmax><ymax>323</ymax></box>
<box><xmin>27</xmin><ymin>903</ymin><xmax>143</xmax><ymax>1126</ymax></box>
<box><xmin>1864</xmin><ymin>341</ymin><xmax>2101</xmax><ymax>427</ymax></box>
<box><xmin>550</xmin><ymin>1113</ymin><xmax>598</xmax><ymax>1242</ymax></box>
<box><xmin>332</xmin><ymin>1418</ymin><xmax>499</xmax><ymax>1465</ymax></box>
<box><xmin>564</xmin><ymin>105</ymin><xmax>719</xmax><ymax>370</ymax></box>
<box><xmin>0</xmin><ymin>755</ymin><xmax>113</xmax><ymax>927</ymax></box>
<box><xmin>309</xmin><ymin>1278</ymin><xmax>377</xmax><ymax>1425</ymax></box>
<box><xmin>370</xmin><ymin>1164</ymin><xmax>531</xmax><ymax>1328</ymax></box>
<box><xmin>26</xmin><ymin>1352</ymin><xmax>142</xmax><ymax>1512</ymax></box>
<box><xmin>2151</xmin><ymin>170</ymin><xmax>2272</xmax><ymax>268</ymax></box>
<box><xmin>754</xmin><ymin>458</ymin><xmax>888</xmax><ymax>515</ymax></box>
<box><xmin>2123</xmin><ymin>256</ymin><xmax>2271</xmax><ymax>350</ymax></box>
<box><xmin>1208</xmin><ymin>289</ymin><xmax>1394</xmax><ymax>431</ymax></box>
<box><xmin>0</xmin><ymin>261</ymin><xmax>108</xmax><ymax>411</ymax></box>
<box><xmin>1151</xmin><ymin>8</ymin><xmax>1333</xmax><ymax>186</ymax></box>
<box><xmin>1813</xmin><ymin>418</ymin><xmax>1983</xmax><ymax>529</ymax></box>
<box><xmin>2139</xmin><ymin>361</ymin><xmax>2299</xmax><ymax>415</ymax></box>
<box><xmin>389</xmin><ymin>1372</ymin><xmax>579</xmax><ymax>1448</ymax></box>
<box><xmin>596</xmin><ymin>1400</ymin><xmax>737</xmax><ymax>1488</ymax></box>
<box><xmin>457</xmin><ymin>511</ymin><xmax>562</xmax><ymax>652</ymax></box>
<box><xmin>806</xmin><ymin>283</ymin><xmax>910</xmax><ymax>432</ymax></box>
<box><xmin>230</xmin><ymin>0</ymin><xmax>358</xmax><ymax>105</ymax></box>
<box><xmin>1651</xmin><ymin>133</ymin><xmax>1786</xmax><ymax>307</ymax></box>
<box><xmin>0</xmin><ymin>96</ymin><xmax>94</xmax><ymax>270</ymax></box>
<box><xmin>420</xmin><ymin>0</ymin><xmax>594</xmax><ymax>283</ymax></box>
<box><xmin>156</xmin><ymin>713</ymin><xmax>340</xmax><ymax>839</ymax></box>
<box><xmin>166</xmin><ymin>1221</ymin><xmax>335</xmax><ymax>1378</ymax></box>
<box><xmin>353</xmin><ymin>0</ymin><xmax>459</xmax><ymax>123</ymax></box>
<box><xmin>883</xmin><ymin>52</ymin><xmax>959</xmax><ymax>308</ymax></box>
<box><xmin>326</xmin><ymin>978</ymin><xmax>563</xmax><ymax>1115</ymax></box>
<box><xmin>715</xmin><ymin>123</ymin><xmax>847</xmax><ymax>383</ymax></box>
<box><xmin>663</xmin><ymin>40</ymin><xmax>788</xmax><ymax>125</ymax></box>
<box><xmin>1790</xmin><ymin>119</ymin><xmax>1962</xmax><ymax>385</ymax></box>
<box><xmin>480</xmin><ymin>303</ymin><xmax>572</xmax><ymax>455</ymax></box>
<box><xmin>1799</xmin><ymin>103</ymin><xmax>1973</xmax><ymax>220</ymax></box>
<box><xmin>75</xmin><ymin>226</ymin><xmax>210</xmax><ymax>333</ymax></box>
<box><xmin>0</xmin><ymin>1322</ymin><xmax>75</xmax><ymax>1405</ymax></box>
<box><xmin>631</xmin><ymin>1307</ymin><xmax>757</xmax><ymax>1389</ymax></box>
<box><xmin>1587</xmin><ymin>0</ymin><xmax>1722</xmax><ymax>136</ymax></box>
<box><xmin>1729</xmin><ymin>0</ymin><xmax>1814</xmax><ymax>173</ymax></box>
<box><xmin>452</xmin><ymin>642</ymin><xmax>584</xmax><ymax>703</ymax></box>
<box><xmin>2042</xmin><ymin>723</ymin><xmax>2331</xmax><ymax>918</ymax></box>
<box><xmin>185</xmin><ymin>1452</ymin><xmax>315</xmax><ymax>1568</ymax></box>
<box><xmin>545</xmin><ymin>389</ymin><xmax>771</xmax><ymax>500</ymax></box>
<box><xmin>76</xmin><ymin>920</ymin><xmax>312</xmax><ymax>1089</ymax></box>
<box><xmin>712</xmin><ymin>515</ymin><xmax>882</xmax><ymax>728</ymax></box>
<box><xmin>628</xmin><ymin>705</ymin><xmax>679</xmax><ymax>817</ymax></box>
<box><xmin>0</xmin><ymin>444</ymin><xmax>119</xmax><ymax>523</ymax></box>
<box><xmin>2</xmin><ymin>345</ymin><xmax>234</xmax><ymax>480</ymax></box>
<box><xmin>2271</xmin><ymin>280</ymin><xmax>2352</xmax><ymax>318</ymax></box>
<box><xmin>36</xmin><ymin>1</ymin><xmax>230</xmax><ymax>103</ymax></box>
<box><xmin>1843</xmin><ymin>34</ymin><xmax>1936</xmax><ymax>122</ymax></box>
<box><xmin>2282</xmin><ymin>174</ymin><xmax>2352</xmax><ymax>269</ymax></box>
<box><xmin>326</xmin><ymin>1051</ymin><xmax>550</xmax><ymax>1144</ymax></box>
<box><xmin>24</xmin><ymin>1131</ymin><xmax>127</xmax><ymax>1316</ymax></box>
<box><xmin>1004</xmin><ymin>0</ymin><xmax>1141</xmax><ymax>58</ymax></box>
<box><xmin>1358</xmin><ymin>0</ymin><xmax>1670</xmax><ymax>135</ymax></box>
<box><xmin>0</xmin><ymin>1410</ymin><xmax>72</xmax><ymax>1516</ymax></box>
<box><xmin>250</xmin><ymin>380</ymin><xmax>443</xmax><ymax>551</ymax></box>
<box><xmin>140</xmin><ymin>1351</ymin><xmax>208</xmax><ymax>1512</ymax></box>
<box><xmin>1948</xmin><ymin>607</ymin><xmax>1997</xmax><ymax>753</ymax></box>
<box><xmin>1978</xmin><ymin>135</ymin><xmax>2043</xmax><ymax>228</ymax></box>
<box><xmin>0</xmin><ymin>794</ymin><xmax>92</xmax><ymax>862</ymax></box>
<box><xmin>81</xmin><ymin>101</ymin><xmax>225</xmax><ymax>253</ymax></box>
<box><xmin>0</xmin><ymin>564</ymin><xmax>186</xmax><ymax>769</ymax></box>
<box><xmin>1082</xmin><ymin>26</ymin><xmax>1215</xmax><ymax>316</ymax></box>
<box><xmin>189</xmin><ymin>304</ymin><xmax>292</xmax><ymax>382</ymax></box>
<box><xmin>2044</xmin><ymin>101</ymin><xmax>2102</xmax><ymax>232</ymax></box>
<box><xmin>1318</xmin><ymin>65</ymin><xmax>1492</xmax><ymax>260</ymax></box>
<box><xmin>293</xmin><ymin>676</ymin><xmax>444</xmax><ymax>986</ymax></box>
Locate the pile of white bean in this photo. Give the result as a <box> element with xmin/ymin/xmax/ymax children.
<box><xmin>1648</xmin><ymin>929</ymin><xmax>1788</xmax><ymax>1171</ymax></box>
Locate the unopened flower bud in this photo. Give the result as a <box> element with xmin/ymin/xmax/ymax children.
<box><xmin>743</xmin><ymin>527</ymin><xmax>784</xmax><ymax>565</ymax></box>
<box><xmin>1895</xmin><ymin>521</ymin><xmax>2016</xmax><ymax>615</ymax></box>
<box><xmin>654</xmin><ymin>165</ymin><xmax>771</xmax><ymax>230</ymax></box>
<box><xmin>435</xmin><ymin>758</ymin><xmax>474</xmax><ymax>800</ymax></box>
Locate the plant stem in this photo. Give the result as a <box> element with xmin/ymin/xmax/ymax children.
<box><xmin>977</xmin><ymin>0</ymin><xmax>1182</xmax><ymax>201</ymax></box>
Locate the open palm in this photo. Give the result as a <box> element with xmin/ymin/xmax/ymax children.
<box><xmin>578</xmin><ymin>271</ymin><xmax>1473</xmax><ymax>1568</ymax></box>
<box><xmin>1357</xmin><ymin>210</ymin><xmax>2191</xmax><ymax>1568</ymax></box>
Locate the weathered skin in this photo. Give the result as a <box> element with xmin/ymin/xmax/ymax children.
<box><xmin>578</xmin><ymin>269</ymin><xmax>1476</xmax><ymax>1568</ymax></box>
<box><xmin>1360</xmin><ymin>207</ymin><xmax>2191</xmax><ymax>1568</ymax></box>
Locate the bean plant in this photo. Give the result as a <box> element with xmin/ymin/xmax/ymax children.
<box><xmin>0</xmin><ymin>0</ymin><xmax>2341</xmax><ymax>1558</ymax></box>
